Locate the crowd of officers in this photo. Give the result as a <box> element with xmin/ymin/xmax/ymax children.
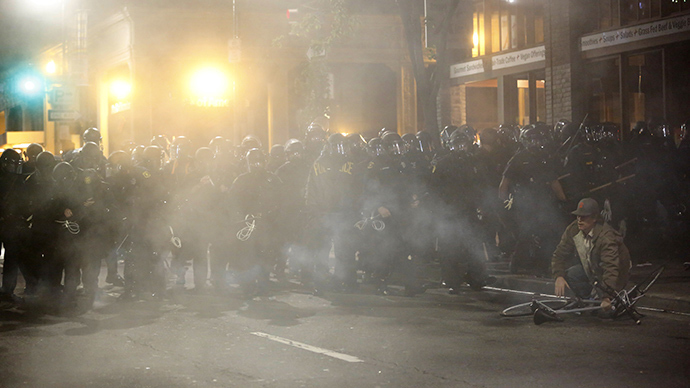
<box><xmin>0</xmin><ymin>118</ymin><xmax>688</xmax><ymax>311</ymax></box>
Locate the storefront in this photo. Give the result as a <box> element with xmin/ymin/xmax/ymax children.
<box><xmin>450</xmin><ymin>45</ymin><xmax>546</xmax><ymax>130</ymax></box>
<box><xmin>447</xmin><ymin>0</ymin><xmax>546</xmax><ymax>131</ymax></box>
<box><xmin>581</xmin><ymin>11</ymin><xmax>690</xmax><ymax>139</ymax></box>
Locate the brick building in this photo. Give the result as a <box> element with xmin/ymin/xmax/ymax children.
<box><xmin>446</xmin><ymin>0</ymin><xmax>690</xmax><ymax>138</ymax></box>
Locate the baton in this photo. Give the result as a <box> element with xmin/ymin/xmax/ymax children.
<box><xmin>580</xmin><ymin>174</ymin><xmax>636</xmax><ymax>196</ymax></box>
<box><xmin>614</xmin><ymin>158</ymin><xmax>637</xmax><ymax>170</ymax></box>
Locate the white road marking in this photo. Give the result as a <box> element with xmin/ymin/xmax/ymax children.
<box><xmin>250</xmin><ymin>332</ymin><xmax>364</xmax><ymax>363</ymax></box>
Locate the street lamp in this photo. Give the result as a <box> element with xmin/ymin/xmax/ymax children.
<box><xmin>18</xmin><ymin>74</ymin><xmax>44</xmax><ymax>97</ymax></box>
<box><xmin>190</xmin><ymin>67</ymin><xmax>229</xmax><ymax>99</ymax></box>
<box><xmin>45</xmin><ymin>60</ymin><xmax>57</xmax><ymax>74</ymax></box>
<box><xmin>110</xmin><ymin>80</ymin><xmax>132</xmax><ymax>101</ymax></box>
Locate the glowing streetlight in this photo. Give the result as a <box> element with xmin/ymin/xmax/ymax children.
<box><xmin>110</xmin><ymin>80</ymin><xmax>132</xmax><ymax>100</ymax></box>
<box><xmin>19</xmin><ymin>76</ymin><xmax>43</xmax><ymax>95</ymax></box>
<box><xmin>45</xmin><ymin>60</ymin><xmax>57</xmax><ymax>74</ymax></box>
<box><xmin>190</xmin><ymin>67</ymin><xmax>229</xmax><ymax>98</ymax></box>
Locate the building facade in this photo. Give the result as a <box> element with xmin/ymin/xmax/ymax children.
<box><xmin>446</xmin><ymin>0</ymin><xmax>690</xmax><ymax>139</ymax></box>
<box><xmin>1</xmin><ymin>1</ymin><xmax>416</xmax><ymax>155</ymax></box>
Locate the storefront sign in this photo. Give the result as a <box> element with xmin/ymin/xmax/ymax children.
<box><xmin>581</xmin><ymin>14</ymin><xmax>690</xmax><ymax>51</ymax></box>
<box><xmin>111</xmin><ymin>101</ymin><xmax>131</xmax><ymax>114</ymax></box>
<box><xmin>48</xmin><ymin>110</ymin><xmax>81</xmax><ymax>121</ymax></box>
<box><xmin>189</xmin><ymin>97</ymin><xmax>229</xmax><ymax>108</ymax></box>
<box><xmin>450</xmin><ymin>59</ymin><xmax>485</xmax><ymax>79</ymax></box>
<box><xmin>491</xmin><ymin>46</ymin><xmax>545</xmax><ymax>70</ymax></box>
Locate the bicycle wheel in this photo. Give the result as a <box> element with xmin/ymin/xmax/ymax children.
<box><xmin>500</xmin><ymin>299</ymin><xmax>569</xmax><ymax>317</ymax></box>
<box><xmin>636</xmin><ymin>265</ymin><xmax>664</xmax><ymax>295</ymax></box>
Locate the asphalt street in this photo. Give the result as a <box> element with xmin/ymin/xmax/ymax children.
<box><xmin>1</xmin><ymin>279</ymin><xmax>689</xmax><ymax>388</ymax></box>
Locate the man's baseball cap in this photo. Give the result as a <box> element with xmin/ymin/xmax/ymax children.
<box><xmin>572</xmin><ymin>198</ymin><xmax>599</xmax><ymax>216</ymax></box>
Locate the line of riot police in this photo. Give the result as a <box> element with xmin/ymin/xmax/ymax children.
<box><xmin>1</xmin><ymin>117</ymin><xmax>688</xmax><ymax>312</ymax></box>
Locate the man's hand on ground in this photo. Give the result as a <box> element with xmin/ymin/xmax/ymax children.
<box><xmin>600</xmin><ymin>297</ymin><xmax>612</xmax><ymax>311</ymax></box>
<box><xmin>555</xmin><ymin>276</ymin><xmax>569</xmax><ymax>297</ymax></box>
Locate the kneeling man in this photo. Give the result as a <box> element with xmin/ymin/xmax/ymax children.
<box><xmin>552</xmin><ymin>198</ymin><xmax>631</xmax><ymax>310</ymax></box>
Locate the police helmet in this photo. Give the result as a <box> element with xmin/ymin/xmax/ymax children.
<box><xmin>440</xmin><ymin>125</ymin><xmax>458</xmax><ymax>149</ymax></box>
<box><xmin>170</xmin><ymin>136</ymin><xmax>193</xmax><ymax>160</ymax></box>
<box><xmin>598</xmin><ymin>122</ymin><xmax>621</xmax><ymax>144</ymax></box>
<box><xmin>1</xmin><ymin>149</ymin><xmax>22</xmax><ymax>175</ymax></box>
<box><xmin>52</xmin><ymin>162</ymin><xmax>76</xmax><ymax>189</ymax></box>
<box><xmin>108</xmin><ymin>150</ymin><xmax>132</xmax><ymax>172</ymax></box>
<box><xmin>554</xmin><ymin>119</ymin><xmax>571</xmax><ymax>136</ymax></box>
<box><xmin>653</xmin><ymin>123</ymin><xmax>672</xmax><ymax>139</ymax></box>
<box><xmin>270</xmin><ymin>144</ymin><xmax>286</xmax><ymax>160</ymax></box>
<box><xmin>36</xmin><ymin>151</ymin><xmax>57</xmax><ymax>176</ymax></box>
<box><xmin>367</xmin><ymin>137</ymin><xmax>386</xmax><ymax>157</ymax></box>
<box><xmin>381</xmin><ymin>132</ymin><xmax>404</xmax><ymax>156</ymax></box>
<box><xmin>284</xmin><ymin>139</ymin><xmax>305</xmax><ymax>162</ymax></box>
<box><xmin>245</xmin><ymin>148</ymin><xmax>266</xmax><ymax>172</ymax></box>
<box><xmin>458</xmin><ymin>124</ymin><xmax>478</xmax><ymax>145</ymax></box>
<box><xmin>131</xmin><ymin>145</ymin><xmax>146</xmax><ymax>165</ymax></box>
<box><xmin>305</xmin><ymin>124</ymin><xmax>327</xmax><ymax>147</ymax></box>
<box><xmin>25</xmin><ymin>143</ymin><xmax>44</xmax><ymax>162</ymax></box>
<box><xmin>401</xmin><ymin>133</ymin><xmax>419</xmax><ymax>153</ymax></box>
<box><xmin>143</xmin><ymin>145</ymin><xmax>164</xmax><ymax>171</ymax></box>
<box><xmin>241</xmin><ymin>135</ymin><xmax>262</xmax><ymax>151</ymax></box>
<box><xmin>209</xmin><ymin>136</ymin><xmax>227</xmax><ymax>154</ymax></box>
<box><xmin>498</xmin><ymin>124</ymin><xmax>520</xmax><ymax>144</ymax></box>
<box><xmin>194</xmin><ymin>147</ymin><xmax>214</xmax><ymax>174</ymax></box>
<box><xmin>77</xmin><ymin>142</ymin><xmax>102</xmax><ymax>169</ymax></box>
<box><xmin>415</xmin><ymin>131</ymin><xmax>435</xmax><ymax>154</ymax></box>
<box><xmin>519</xmin><ymin>124</ymin><xmax>549</xmax><ymax>150</ymax></box>
<box><xmin>448</xmin><ymin>130</ymin><xmax>472</xmax><ymax>154</ymax></box>
<box><xmin>584</xmin><ymin>124</ymin><xmax>598</xmax><ymax>145</ymax></box>
<box><xmin>83</xmin><ymin>127</ymin><xmax>102</xmax><ymax>144</ymax></box>
<box><xmin>345</xmin><ymin>133</ymin><xmax>367</xmax><ymax>157</ymax></box>
<box><xmin>307</xmin><ymin>122</ymin><xmax>326</xmax><ymax>135</ymax></box>
<box><xmin>195</xmin><ymin>146</ymin><xmax>213</xmax><ymax>162</ymax></box>
<box><xmin>327</xmin><ymin>133</ymin><xmax>348</xmax><ymax>156</ymax></box>
<box><xmin>150</xmin><ymin>135</ymin><xmax>170</xmax><ymax>151</ymax></box>
<box><xmin>378</xmin><ymin>127</ymin><xmax>395</xmax><ymax>139</ymax></box>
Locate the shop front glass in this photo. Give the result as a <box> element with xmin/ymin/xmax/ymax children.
<box><xmin>516</xmin><ymin>72</ymin><xmax>546</xmax><ymax>126</ymax></box>
<box><xmin>586</xmin><ymin>57</ymin><xmax>622</xmax><ymax>131</ymax></box>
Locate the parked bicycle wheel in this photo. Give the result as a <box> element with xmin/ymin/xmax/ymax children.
<box><xmin>500</xmin><ymin>299</ymin><xmax>569</xmax><ymax>317</ymax></box>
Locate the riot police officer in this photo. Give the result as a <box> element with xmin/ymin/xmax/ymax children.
<box><xmin>304</xmin><ymin>123</ymin><xmax>328</xmax><ymax>164</ymax></box>
<box><xmin>304</xmin><ymin>133</ymin><xmax>359</xmax><ymax>293</ymax></box>
<box><xmin>499</xmin><ymin>124</ymin><xmax>567</xmax><ymax>275</ymax></box>
<box><xmin>431</xmin><ymin>130</ymin><xmax>493</xmax><ymax>292</ymax></box>
<box><xmin>0</xmin><ymin>149</ymin><xmax>31</xmax><ymax>303</ymax></box>
<box><xmin>225</xmin><ymin>148</ymin><xmax>282</xmax><ymax>296</ymax></box>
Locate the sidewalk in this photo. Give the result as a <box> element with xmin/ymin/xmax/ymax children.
<box><xmin>487</xmin><ymin>260</ymin><xmax>690</xmax><ymax>315</ymax></box>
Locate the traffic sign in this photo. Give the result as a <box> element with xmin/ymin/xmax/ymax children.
<box><xmin>51</xmin><ymin>87</ymin><xmax>77</xmax><ymax>107</ymax></box>
<box><xmin>48</xmin><ymin>110</ymin><xmax>81</xmax><ymax>121</ymax></box>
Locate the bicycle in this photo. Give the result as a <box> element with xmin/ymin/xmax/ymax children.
<box><xmin>500</xmin><ymin>265</ymin><xmax>664</xmax><ymax>325</ymax></box>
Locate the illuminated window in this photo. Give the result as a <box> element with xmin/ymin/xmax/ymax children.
<box><xmin>472</xmin><ymin>6</ymin><xmax>486</xmax><ymax>57</ymax></box>
<box><xmin>469</xmin><ymin>0</ymin><xmax>544</xmax><ymax>58</ymax></box>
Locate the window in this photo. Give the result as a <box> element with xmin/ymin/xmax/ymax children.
<box><xmin>615</xmin><ymin>0</ymin><xmax>690</xmax><ymax>28</ymax></box>
<box><xmin>470</xmin><ymin>0</ymin><xmax>544</xmax><ymax>58</ymax></box>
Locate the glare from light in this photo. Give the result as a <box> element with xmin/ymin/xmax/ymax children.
<box><xmin>110</xmin><ymin>80</ymin><xmax>132</xmax><ymax>100</ymax></box>
<box><xmin>45</xmin><ymin>60</ymin><xmax>56</xmax><ymax>74</ymax></box>
<box><xmin>190</xmin><ymin>67</ymin><xmax>228</xmax><ymax>98</ymax></box>
<box><xmin>473</xmin><ymin>32</ymin><xmax>479</xmax><ymax>47</ymax></box>
<box><xmin>20</xmin><ymin>77</ymin><xmax>41</xmax><ymax>94</ymax></box>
